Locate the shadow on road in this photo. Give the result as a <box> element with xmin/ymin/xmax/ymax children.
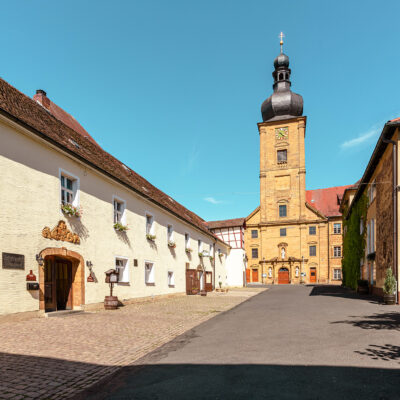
<box><xmin>355</xmin><ymin>344</ymin><xmax>400</xmax><ymax>363</ymax></box>
<box><xmin>331</xmin><ymin>311</ymin><xmax>400</xmax><ymax>331</ymax></box>
<box><xmin>308</xmin><ymin>285</ymin><xmax>381</xmax><ymax>304</ymax></box>
<box><xmin>75</xmin><ymin>363</ymin><xmax>400</xmax><ymax>400</ymax></box>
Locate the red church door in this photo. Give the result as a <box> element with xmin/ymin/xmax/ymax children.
<box><xmin>278</xmin><ymin>268</ymin><xmax>290</xmax><ymax>284</ymax></box>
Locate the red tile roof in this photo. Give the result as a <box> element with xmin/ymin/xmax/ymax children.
<box><xmin>306</xmin><ymin>185</ymin><xmax>353</xmax><ymax>217</ymax></box>
<box><xmin>33</xmin><ymin>90</ymin><xmax>99</xmax><ymax>146</ymax></box>
<box><xmin>207</xmin><ymin>218</ymin><xmax>245</xmax><ymax>229</ymax></box>
<box><xmin>0</xmin><ymin>78</ymin><xmax>225</xmax><ymax>243</ymax></box>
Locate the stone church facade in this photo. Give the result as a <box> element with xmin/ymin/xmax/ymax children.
<box><xmin>244</xmin><ymin>44</ymin><xmax>351</xmax><ymax>285</ymax></box>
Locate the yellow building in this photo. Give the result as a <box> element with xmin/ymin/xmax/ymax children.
<box><xmin>245</xmin><ymin>41</ymin><xmax>351</xmax><ymax>285</ymax></box>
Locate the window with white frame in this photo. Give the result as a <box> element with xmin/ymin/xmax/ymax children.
<box><xmin>333</xmin><ymin>269</ymin><xmax>342</xmax><ymax>280</ymax></box>
<box><xmin>198</xmin><ymin>239</ymin><xmax>203</xmax><ymax>253</ymax></box>
<box><xmin>146</xmin><ymin>214</ymin><xmax>154</xmax><ymax>235</ymax></box>
<box><xmin>145</xmin><ymin>262</ymin><xmax>155</xmax><ymax>284</ymax></box>
<box><xmin>60</xmin><ymin>172</ymin><xmax>78</xmax><ymax>206</ymax></box>
<box><xmin>113</xmin><ymin>198</ymin><xmax>125</xmax><ymax>224</ymax></box>
<box><xmin>333</xmin><ymin>246</ymin><xmax>342</xmax><ymax>257</ymax></box>
<box><xmin>367</xmin><ymin>219</ymin><xmax>375</xmax><ymax>254</ymax></box>
<box><xmin>167</xmin><ymin>270</ymin><xmax>175</xmax><ymax>286</ymax></box>
<box><xmin>333</xmin><ymin>223</ymin><xmax>341</xmax><ymax>234</ymax></box>
<box><xmin>115</xmin><ymin>257</ymin><xmax>129</xmax><ymax>283</ymax></box>
<box><xmin>185</xmin><ymin>233</ymin><xmax>190</xmax><ymax>249</ymax></box>
<box><xmin>209</xmin><ymin>243</ymin><xmax>214</xmax><ymax>257</ymax></box>
<box><xmin>167</xmin><ymin>225</ymin><xmax>174</xmax><ymax>242</ymax></box>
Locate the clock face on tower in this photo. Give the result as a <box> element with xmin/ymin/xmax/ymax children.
<box><xmin>275</xmin><ymin>127</ymin><xmax>288</xmax><ymax>140</ymax></box>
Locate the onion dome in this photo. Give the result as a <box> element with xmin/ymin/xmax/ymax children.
<box><xmin>261</xmin><ymin>34</ymin><xmax>303</xmax><ymax>122</ymax></box>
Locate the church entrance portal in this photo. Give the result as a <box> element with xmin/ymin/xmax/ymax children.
<box><xmin>278</xmin><ymin>267</ymin><xmax>290</xmax><ymax>284</ymax></box>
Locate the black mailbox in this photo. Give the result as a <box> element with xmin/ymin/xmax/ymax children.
<box><xmin>27</xmin><ymin>282</ymin><xmax>39</xmax><ymax>290</ymax></box>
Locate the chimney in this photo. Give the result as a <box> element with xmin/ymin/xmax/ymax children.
<box><xmin>33</xmin><ymin>89</ymin><xmax>50</xmax><ymax>109</ymax></box>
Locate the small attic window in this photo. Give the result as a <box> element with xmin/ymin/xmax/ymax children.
<box><xmin>68</xmin><ymin>139</ymin><xmax>80</xmax><ymax>149</ymax></box>
<box><xmin>168</xmin><ymin>197</ymin><xmax>174</xmax><ymax>203</ymax></box>
<box><xmin>122</xmin><ymin>164</ymin><xmax>129</xmax><ymax>171</ymax></box>
<box><xmin>142</xmin><ymin>186</ymin><xmax>149</xmax><ymax>193</ymax></box>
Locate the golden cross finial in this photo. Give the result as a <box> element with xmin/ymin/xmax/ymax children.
<box><xmin>279</xmin><ymin>32</ymin><xmax>285</xmax><ymax>53</ymax></box>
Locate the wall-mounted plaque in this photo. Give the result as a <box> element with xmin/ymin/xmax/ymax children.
<box><xmin>2</xmin><ymin>253</ymin><xmax>25</xmax><ymax>270</ymax></box>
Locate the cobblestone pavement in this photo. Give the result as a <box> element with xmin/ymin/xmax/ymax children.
<box><xmin>0</xmin><ymin>288</ymin><xmax>265</xmax><ymax>400</ymax></box>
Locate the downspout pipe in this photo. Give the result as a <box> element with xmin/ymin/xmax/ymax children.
<box><xmin>383</xmin><ymin>138</ymin><xmax>398</xmax><ymax>304</ymax></box>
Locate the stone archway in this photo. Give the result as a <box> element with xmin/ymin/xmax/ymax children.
<box><xmin>39</xmin><ymin>247</ymin><xmax>85</xmax><ymax>311</ymax></box>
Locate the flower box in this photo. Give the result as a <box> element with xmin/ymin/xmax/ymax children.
<box><xmin>61</xmin><ymin>203</ymin><xmax>81</xmax><ymax>218</ymax></box>
<box><xmin>114</xmin><ymin>222</ymin><xmax>128</xmax><ymax>232</ymax></box>
<box><xmin>146</xmin><ymin>234</ymin><xmax>156</xmax><ymax>241</ymax></box>
<box><xmin>198</xmin><ymin>252</ymin><xmax>204</xmax><ymax>258</ymax></box>
<box><xmin>185</xmin><ymin>248</ymin><xmax>193</xmax><ymax>253</ymax></box>
<box><xmin>168</xmin><ymin>241</ymin><xmax>176</xmax><ymax>248</ymax></box>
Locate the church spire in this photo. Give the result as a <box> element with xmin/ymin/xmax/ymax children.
<box><xmin>260</xmin><ymin>33</ymin><xmax>304</xmax><ymax>122</ymax></box>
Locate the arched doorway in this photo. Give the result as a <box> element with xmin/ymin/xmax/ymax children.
<box><xmin>278</xmin><ymin>267</ymin><xmax>290</xmax><ymax>284</ymax></box>
<box><xmin>39</xmin><ymin>247</ymin><xmax>84</xmax><ymax>312</ymax></box>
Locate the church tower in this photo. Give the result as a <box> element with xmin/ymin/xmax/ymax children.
<box><xmin>258</xmin><ymin>34</ymin><xmax>306</xmax><ymax>225</ymax></box>
<box><xmin>255</xmin><ymin>33</ymin><xmax>314</xmax><ymax>285</ymax></box>
<box><xmin>245</xmin><ymin>34</ymin><xmax>346</xmax><ymax>286</ymax></box>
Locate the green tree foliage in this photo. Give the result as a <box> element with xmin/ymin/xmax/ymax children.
<box><xmin>342</xmin><ymin>194</ymin><xmax>368</xmax><ymax>289</ymax></box>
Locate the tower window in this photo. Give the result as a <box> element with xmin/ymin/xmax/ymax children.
<box><xmin>277</xmin><ymin>149</ymin><xmax>287</xmax><ymax>164</ymax></box>
<box><xmin>309</xmin><ymin>226</ymin><xmax>316</xmax><ymax>235</ymax></box>
<box><xmin>279</xmin><ymin>205</ymin><xmax>287</xmax><ymax>218</ymax></box>
<box><xmin>309</xmin><ymin>245</ymin><xmax>317</xmax><ymax>257</ymax></box>
<box><xmin>251</xmin><ymin>248</ymin><xmax>258</xmax><ymax>259</ymax></box>
<box><xmin>279</xmin><ymin>73</ymin><xmax>283</xmax><ymax>80</ymax></box>
<box><xmin>251</xmin><ymin>230</ymin><xmax>258</xmax><ymax>238</ymax></box>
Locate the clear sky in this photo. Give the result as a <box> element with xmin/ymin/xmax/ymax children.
<box><xmin>1</xmin><ymin>1</ymin><xmax>399</xmax><ymax>221</ymax></box>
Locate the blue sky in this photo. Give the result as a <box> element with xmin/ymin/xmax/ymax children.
<box><xmin>1</xmin><ymin>1</ymin><xmax>399</xmax><ymax>221</ymax></box>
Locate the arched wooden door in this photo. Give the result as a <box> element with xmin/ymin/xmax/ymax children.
<box><xmin>278</xmin><ymin>267</ymin><xmax>290</xmax><ymax>284</ymax></box>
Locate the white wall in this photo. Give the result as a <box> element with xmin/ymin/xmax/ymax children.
<box><xmin>0</xmin><ymin>117</ymin><xmax>229</xmax><ymax>314</ymax></box>
<box><xmin>226</xmin><ymin>248</ymin><xmax>246</xmax><ymax>287</ymax></box>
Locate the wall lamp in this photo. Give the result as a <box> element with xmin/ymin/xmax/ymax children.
<box><xmin>86</xmin><ymin>261</ymin><xmax>93</xmax><ymax>268</ymax></box>
<box><xmin>36</xmin><ymin>254</ymin><xmax>44</xmax><ymax>266</ymax></box>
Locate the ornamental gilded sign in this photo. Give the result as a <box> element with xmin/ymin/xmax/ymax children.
<box><xmin>42</xmin><ymin>220</ymin><xmax>80</xmax><ymax>244</ymax></box>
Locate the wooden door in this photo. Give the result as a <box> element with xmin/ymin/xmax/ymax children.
<box><xmin>252</xmin><ymin>269</ymin><xmax>258</xmax><ymax>282</ymax></box>
<box><xmin>205</xmin><ymin>271</ymin><xmax>213</xmax><ymax>292</ymax></box>
<box><xmin>310</xmin><ymin>268</ymin><xmax>317</xmax><ymax>283</ymax></box>
<box><xmin>246</xmin><ymin>269</ymin><xmax>250</xmax><ymax>283</ymax></box>
<box><xmin>44</xmin><ymin>257</ymin><xmax>56</xmax><ymax>312</ymax></box>
<box><xmin>55</xmin><ymin>259</ymin><xmax>72</xmax><ymax>310</ymax></box>
<box><xmin>278</xmin><ymin>268</ymin><xmax>290</xmax><ymax>284</ymax></box>
<box><xmin>186</xmin><ymin>269</ymin><xmax>199</xmax><ymax>294</ymax></box>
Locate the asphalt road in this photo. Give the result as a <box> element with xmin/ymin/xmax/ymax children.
<box><xmin>76</xmin><ymin>285</ymin><xmax>400</xmax><ymax>400</ymax></box>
